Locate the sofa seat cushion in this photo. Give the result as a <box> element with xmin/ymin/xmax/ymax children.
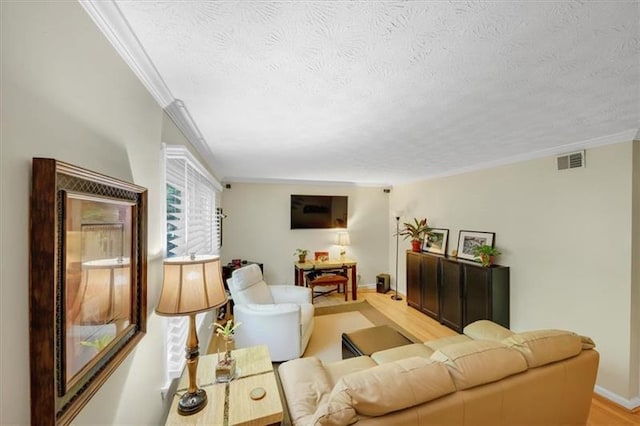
<box><xmin>431</xmin><ymin>340</ymin><xmax>528</xmax><ymax>390</ymax></box>
<box><xmin>371</xmin><ymin>342</ymin><xmax>434</xmax><ymax>364</ymax></box>
<box><xmin>314</xmin><ymin>356</ymin><xmax>456</xmax><ymax>423</ymax></box>
<box><xmin>279</xmin><ymin>357</ymin><xmax>334</xmax><ymax>424</ymax></box>
<box><xmin>463</xmin><ymin>320</ymin><xmax>514</xmax><ymax>342</ymax></box>
<box><xmin>502</xmin><ymin>329</ymin><xmax>583</xmax><ymax>368</ymax></box>
<box><xmin>423</xmin><ymin>334</ymin><xmax>471</xmax><ymax>352</ymax></box>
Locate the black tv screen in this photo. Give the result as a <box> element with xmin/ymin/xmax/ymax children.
<box><xmin>290</xmin><ymin>195</ymin><xmax>348</xmax><ymax>229</ymax></box>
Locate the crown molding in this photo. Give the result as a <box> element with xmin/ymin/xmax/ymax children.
<box><xmin>79</xmin><ymin>0</ymin><xmax>174</xmax><ymax>107</ymax></box>
<box><xmin>407</xmin><ymin>128</ymin><xmax>640</xmax><ymax>184</ymax></box>
<box><xmin>164</xmin><ymin>100</ymin><xmax>217</xmax><ymax>171</ymax></box>
<box><xmin>222</xmin><ymin>176</ymin><xmax>390</xmax><ymax>188</ymax></box>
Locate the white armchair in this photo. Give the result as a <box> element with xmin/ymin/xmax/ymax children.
<box><xmin>227</xmin><ymin>264</ymin><xmax>314</xmax><ymax>362</ymax></box>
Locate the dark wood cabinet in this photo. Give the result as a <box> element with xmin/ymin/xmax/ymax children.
<box><xmin>406</xmin><ymin>252</ymin><xmax>422</xmax><ymax>309</ymax></box>
<box><xmin>440</xmin><ymin>258</ymin><xmax>463</xmax><ymax>331</ymax></box>
<box><xmin>406</xmin><ymin>251</ymin><xmax>440</xmax><ymax>320</ymax></box>
<box><xmin>406</xmin><ymin>251</ymin><xmax>509</xmax><ymax>333</ymax></box>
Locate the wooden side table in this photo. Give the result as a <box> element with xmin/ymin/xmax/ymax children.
<box><xmin>165</xmin><ymin>345</ymin><xmax>283</xmax><ymax>425</ymax></box>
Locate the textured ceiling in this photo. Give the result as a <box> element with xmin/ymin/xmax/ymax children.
<box><xmin>115</xmin><ymin>1</ymin><xmax>639</xmax><ymax>185</ymax></box>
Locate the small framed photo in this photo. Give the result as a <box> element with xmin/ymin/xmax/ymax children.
<box><xmin>456</xmin><ymin>230</ymin><xmax>495</xmax><ymax>261</ymax></box>
<box><xmin>422</xmin><ymin>228</ymin><xmax>449</xmax><ymax>255</ymax></box>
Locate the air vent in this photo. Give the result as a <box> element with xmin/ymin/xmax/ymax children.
<box><xmin>557</xmin><ymin>150</ymin><xmax>585</xmax><ymax>170</ymax></box>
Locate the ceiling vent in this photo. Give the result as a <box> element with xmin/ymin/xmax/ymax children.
<box><xmin>557</xmin><ymin>150</ymin><xmax>585</xmax><ymax>170</ymax></box>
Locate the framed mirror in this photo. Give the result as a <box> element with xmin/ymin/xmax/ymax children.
<box><xmin>29</xmin><ymin>158</ymin><xmax>147</xmax><ymax>425</ymax></box>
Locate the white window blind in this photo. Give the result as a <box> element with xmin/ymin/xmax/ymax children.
<box><xmin>163</xmin><ymin>145</ymin><xmax>221</xmax><ymax>388</ymax></box>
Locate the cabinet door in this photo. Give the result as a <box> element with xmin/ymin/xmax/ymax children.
<box><xmin>420</xmin><ymin>254</ymin><xmax>439</xmax><ymax>320</ymax></box>
<box><xmin>440</xmin><ymin>259</ymin><xmax>462</xmax><ymax>332</ymax></box>
<box><xmin>463</xmin><ymin>265</ymin><xmax>491</xmax><ymax>327</ymax></box>
<box><xmin>406</xmin><ymin>252</ymin><xmax>421</xmax><ymax>309</ymax></box>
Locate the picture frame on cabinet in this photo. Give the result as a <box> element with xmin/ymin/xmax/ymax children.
<box><xmin>422</xmin><ymin>228</ymin><xmax>449</xmax><ymax>255</ymax></box>
<box><xmin>456</xmin><ymin>230</ymin><xmax>495</xmax><ymax>261</ymax></box>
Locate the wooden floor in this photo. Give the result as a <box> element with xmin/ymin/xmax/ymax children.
<box><xmin>355</xmin><ymin>289</ymin><xmax>640</xmax><ymax>426</ymax></box>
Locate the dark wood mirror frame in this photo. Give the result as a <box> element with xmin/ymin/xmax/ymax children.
<box><xmin>29</xmin><ymin>158</ymin><xmax>147</xmax><ymax>425</ymax></box>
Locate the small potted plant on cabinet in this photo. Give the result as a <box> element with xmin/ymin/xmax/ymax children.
<box><xmin>472</xmin><ymin>245</ymin><xmax>502</xmax><ymax>267</ymax></box>
<box><xmin>294</xmin><ymin>248</ymin><xmax>309</xmax><ymax>263</ymax></box>
<box><xmin>398</xmin><ymin>218</ymin><xmax>431</xmax><ymax>252</ymax></box>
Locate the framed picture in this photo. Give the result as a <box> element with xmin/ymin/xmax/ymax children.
<box><xmin>422</xmin><ymin>228</ymin><xmax>449</xmax><ymax>255</ymax></box>
<box><xmin>456</xmin><ymin>230</ymin><xmax>495</xmax><ymax>261</ymax></box>
<box><xmin>30</xmin><ymin>158</ymin><xmax>147</xmax><ymax>425</ymax></box>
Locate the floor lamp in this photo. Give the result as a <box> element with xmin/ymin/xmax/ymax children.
<box><xmin>391</xmin><ymin>216</ymin><xmax>402</xmax><ymax>301</ymax></box>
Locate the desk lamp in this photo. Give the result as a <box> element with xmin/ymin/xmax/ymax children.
<box><xmin>156</xmin><ymin>255</ymin><xmax>227</xmax><ymax>416</ymax></box>
<box><xmin>337</xmin><ymin>232</ymin><xmax>350</xmax><ymax>260</ymax></box>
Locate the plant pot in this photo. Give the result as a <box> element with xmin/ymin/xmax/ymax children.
<box><xmin>298</xmin><ymin>255</ymin><xmax>306</xmax><ymax>263</ymax></box>
<box><xmin>411</xmin><ymin>240</ymin><xmax>422</xmax><ymax>252</ymax></box>
<box><xmin>479</xmin><ymin>254</ymin><xmax>495</xmax><ymax>267</ymax></box>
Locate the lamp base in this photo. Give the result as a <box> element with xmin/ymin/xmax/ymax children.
<box><xmin>390</xmin><ymin>294</ymin><xmax>403</xmax><ymax>301</ymax></box>
<box><xmin>178</xmin><ymin>388</ymin><xmax>207</xmax><ymax>416</ymax></box>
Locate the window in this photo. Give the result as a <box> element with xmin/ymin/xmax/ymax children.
<box><xmin>163</xmin><ymin>145</ymin><xmax>221</xmax><ymax>388</ymax></box>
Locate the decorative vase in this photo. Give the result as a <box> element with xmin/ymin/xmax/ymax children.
<box><xmin>215</xmin><ymin>336</ymin><xmax>236</xmax><ymax>382</ymax></box>
<box><xmin>411</xmin><ymin>240</ymin><xmax>421</xmax><ymax>252</ymax></box>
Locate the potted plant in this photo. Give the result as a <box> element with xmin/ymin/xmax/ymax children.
<box><xmin>294</xmin><ymin>248</ymin><xmax>308</xmax><ymax>263</ymax></box>
<box><xmin>472</xmin><ymin>245</ymin><xmax>502</xmax><ymax>267</ymax></box>
<box><xmin>397</xmin><ymin>218</ymin><xmax>431</xmax><ymax>252</ymax></box>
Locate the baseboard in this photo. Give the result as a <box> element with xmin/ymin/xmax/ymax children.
<box><xmin>594</xmin><ymin>385</ymin><xmax>640</xmax><ymax>411</ymax></box>
<box><xmin>358</xmin><ymin>283</ymin><xmax>376</xmax><ymax>290</ymax></box>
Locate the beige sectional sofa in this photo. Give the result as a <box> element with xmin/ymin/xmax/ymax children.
<box><xmin>278</xmin><ymin>320</ymin><xmax>598</xmax><ymax>426</ymax></box>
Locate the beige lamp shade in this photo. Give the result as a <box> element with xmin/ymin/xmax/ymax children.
<box><xmin>337</xmin><ymin>232</ymin><xmax>350</xmax><ymax>246</ymax></box>
<box><xmin>72</xmin><ymin>257</ymin><xmax>131</xmax><ymax>325</ymax></box>
<box><xmin>156</xmin><ymin>255</ymin><xmax>228</xmax><ymax>316</ymax></box>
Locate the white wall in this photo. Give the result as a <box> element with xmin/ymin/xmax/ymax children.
<box><xmin>390</xmin><ymin>141</ymin><xmax>638</xmax><ymax>405</ymax></box>
<box><xmin>0</xmin><ymin>2</ymin><xmax>208</xmax><ymax>424</ymax></box>
<box><xmin>221</xmin><ymin>183</ymin><xmax>389</xmax><ymax>287</ymax></box>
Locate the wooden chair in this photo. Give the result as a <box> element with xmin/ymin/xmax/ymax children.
<box><xmin>306</xmin><ymin>266</ymin><xmax>348</xmax><ymax>303</ymax></box>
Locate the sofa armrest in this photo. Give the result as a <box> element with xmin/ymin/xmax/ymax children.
<box><xmin>270</xmin><ymin>285</ymin><xmax>312</xmax><ymax>304</ymax></box>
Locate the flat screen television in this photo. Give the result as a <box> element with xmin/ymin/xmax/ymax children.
<box><xmin>290</xmin><ymin>195</ymin><xmax>348</xmax><ymax>229</ymax></box>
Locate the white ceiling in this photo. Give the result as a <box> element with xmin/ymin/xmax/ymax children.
<box><xmin>111</xmin><ymin>1</ymin><xmax>639</xmax><ymax>185</ymax></box>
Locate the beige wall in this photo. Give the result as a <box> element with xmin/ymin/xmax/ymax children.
<box><xmin>221</xmin><ymin>183</ymin><xmax>389</xmax><ymax>287</ymax></box>
<box><xmin>0</xmin><ymin>2</ymin><xmax>202</xmax><ymax>424</ymax></box>
<box><xmin>390</xmin><ymin>141</ymin><xmax>638</xmax><ymax>404</ymax></box>
<box><xmin>631</xmin><ymin>140</ymin><xmax>640</xmax><ymax>400</ymax></box>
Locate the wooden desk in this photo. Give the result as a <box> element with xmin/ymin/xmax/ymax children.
<box><xmin>294</xmin><ymin>259</ymin><xmax>357</xmax><ymax>301</ymax></box>
<box><xmin>166</xmin><ymin>345</ymin><xmax>283</xmax><ymax>425</ymax></box>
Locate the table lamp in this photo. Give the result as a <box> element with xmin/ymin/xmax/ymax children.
<box><xmin>156</xmin><ymin>255</ymin><xmax>228</xmax><ymax>416</ymax></box>
<box><xmin>73</xmin><ymin>257</ymin><xmax>131</xmax><ymax>332</ymax></box>
<box><xmin>337</xmin><ymin>232</ymin><xmax>350</xmax><ymax>260</ymax></box>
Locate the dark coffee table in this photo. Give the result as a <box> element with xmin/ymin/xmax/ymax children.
<box><xmin>341</xmin><ymin>325</ymin><xmax>413</xmax><ymax>359</ymax></box>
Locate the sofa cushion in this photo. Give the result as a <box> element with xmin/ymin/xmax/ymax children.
<box><xmin>430</xmin><ymin>340</ymin><xmax>528</xmax><ymax>390</ymax></box>
<box><xmin>278</xmin><ymin>357</ymin><xmax>334</xmax><ymax>424</ymax></box>
<box><xmin>310</xmin><ymin>386</ymin><xmax>356</xmax><ymax>426</ymax></box>
<box><xmin>423</xmin><ymin>334</ymin><xmax>471</xmax><ymax>352</ymax></box>
<box><xmin>324</xmin><ymin>356</ymin><xmax>378</xmax><ymax>386</ymax></box>
<box><xmin>316</xmin><ymin>356</ymin><xmax>455</xmax><ymax>419</ymax></box>
<box><xmin>463</xmin><ymin>320</ymin><xmax>513</xmax><ymax>342</ymax></box>
<box><xmin>501</xmin><ymin>329</ymin><xmax>583</xmax><ymax>368</ymax></box>
<box><xmin>371</xmin><ymin>342</ymin><xmax>434</xmax><ymax>364</ymax></box>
